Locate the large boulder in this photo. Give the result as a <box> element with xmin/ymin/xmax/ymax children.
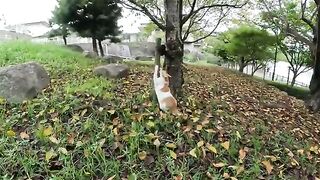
<box><xmin>0</xmin><ymin>62</ymin><xmax>50</xmax><ymax>103</ymax></box>
<box><xmin>94</xmin><ymin>64</ymin><xmax>129</xmax><ymax>79</ymax></box>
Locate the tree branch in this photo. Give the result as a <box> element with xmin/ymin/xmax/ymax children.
<box><xmin>301</xmin><ymin>0</ymin><xmax>316</xmax><ymax>34</ymax></box>
<box><xmin>182</xmin><ymin>1</ymin><xmax>247</xmax><ymax>25</ymax></box>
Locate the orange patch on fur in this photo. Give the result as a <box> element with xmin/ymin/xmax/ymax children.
<box><xmin>160</xmin><ymin>86</ymin><xmax>170</xmax><ymax>92</ymax></box>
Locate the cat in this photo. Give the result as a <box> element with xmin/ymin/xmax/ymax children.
<box><xmin>153</xmin><ymin>65</ymin><xmax>178</xmax><ymax>114</ymax></box>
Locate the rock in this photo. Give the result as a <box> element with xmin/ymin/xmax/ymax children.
<box><xmin>94</xmin><ymin>64</ymin><xmax>129</xmax><ymax>79</ymax></box>
<box><xmin>0</xmin><ymin>62</ymin><xmax>50</xmax><ymax>103</ymax></box>
<box><xmin>104</xmin><ymin>55</ymin><xmax>124</xmax><ymax>63</ymax></box>
<box><xmin>83</xmin><ymin>51</ymin><xmax>98</xmax><ymax>58</ymax></box>
<box><xmin>66</xmin><ymin>44</ymin><xmax>84</xmax><ymax>52</ymax></box>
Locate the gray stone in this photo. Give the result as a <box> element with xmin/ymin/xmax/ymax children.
<box><xmin>0</xmin><ymin>62</ymin><xmax>50</xmax><ymax>103</ymax></box>
<box><xmin>103</xmin><ymin>55</ymin><xmax>124</xmax><ymax>63</ymax></box>
<box><xmin>94</xmin><ymin>64</ymin><xmax>129</xmax><ymax>79</ymax></box>
<box><xmin>135</xmin><ymin>56</ymin><xmax>153</xmax><ymax>61</ymax></box>
<box><xmin>83</xmin><ymin>51</ymin><xmax>98</xmax><ymax>58</ymax></box>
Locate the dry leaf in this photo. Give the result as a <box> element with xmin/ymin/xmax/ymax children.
<box><xmin>239</xmin><ymin>149</ymin><xmax>246</xmax><ymax>160</ymax></box>
<box><xmin>107</xmin><ymin>175</ymin><xmax>116</xmax><ymax>180</ymax></box>
<box><xmin>20</xmin><ymin>132</ymin><xmax>30</xmax><ymax>139</ymax></box>
<box><xmin>7</xmin><ymin>130</ymin><xmax>16</xmax><ymax>137</ymax></box>
<box><xmin>206</xmin><ymin>143</ymin><xmax>217</xmax><ymax>154</ymax></box>
<box><xmin>189</xmin><ymin>148</ymin><xmax>197</xmax><ymax>158</ymax></box>
<box><xmin>166</xmin><ymin>143</ymin><xmax>177</xmax><ymax>149</ymax></box>
<box><xmin>196</xmin><ymin>125</ymin><xmax>203</xmax><ymax>131</ymax></box>
<box><xmin>67</xmin><ymin>133</ymin><xmax>75</xmax><ymax>144</ymax></box>
<box><xmin>169</xmin><ymin>150</ymin><xmax>177</xmax><ymax>159</ymax></box>
<box><xmin>138</xmin><ymin>151</ymin><xmax>147</xmax><ymax>160</ymax></box>
<box><xmin>197</xmin><ymin>140</ymin><xmax>204</xmax><ymax>147</ymax></box>
<box><xmin>49</xmin><ymin>136</ymin><xmax>60</xmax><ymax>144</ymax></box>
<box><xmin>264</xmin><ymin>155</ymin><xmax>277</xmax><ymax>162</ymax></box>
<box><xmin>154</xmin><ymin>139</ymin><xmax>161</xmax><ymax>148</ymax></box>
<box><xmin>236</xmin><ymin>166</ymin><xmax>245</xmax><ymax>175</ymax></box>
<box><xmin>221</xmin><ymin>141</ymin><xmax>230</xmax><ymax>150</ymax></box>
<box><xmin>236</xmin><ymin>131</ymin><xmax>241</xmax><ymax>139</ymax></box>
<box><xmin>262</xmin><ymin>160</ymin><xmax>273</xmax><ymax>174</ymax></box>
<box><xmin>297</xmin><ymin>149</ymin><xmax>304</xmax><ymax>155</ymax></box>
<box><xmin>45</xmin><ymin>150</ymin><xmax>56</xmax><ymax>162</ymax></box>
<box><xmin>230</xmin><ymin>177</ymin><xmax>238</xmax><ymax>180</ymax></box>
<box><xmin>212</xmin><ymin>162</ymin><xmax>226</xmax><ymax>168</ymax></box>
<box><xmin>58</xmin><ymin>147</ymin><xmax>68</xmax><ymax>155</ymax></box>
<box><xmin>223</xmin><ymin>173</ymin><xmax>230</xmax><ymax>179</ymax></box>
<box><xmin>43</xmin><ymin>127</ymin><xmax>53</xmax><ymax>136</ymax></box>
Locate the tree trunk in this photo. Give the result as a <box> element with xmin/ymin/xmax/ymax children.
<box><xmin>291</xmin><ymin>73</ymin><xmax>297</xmax><ymax>87</ymax></box>
<box><xmin>164</xmin><ymin>0</ymin><xmax>184</xmax><ymax>98</ymax></box>
<box><xmin>272</xmin><ymin>45</ymin><xmax>278</xmax><ymax>81</ymax></box>
<box><xmin>92</xmin><ymin>37</ymin><xmax>98</xmax><ymax>56</ymax></box>
<box><xmin>98</xmin><ymin>40</ymin><xmax>104</xmax><ymax>57</ymax></box>
<box><xmin>239</xmin><ymin>57</ymin><xmax>246</xmax><ymax>73</ymax></box>
<box><xmin>308</xmin><ymin>4</ymin><xmax>320</xmax><ymax>111</ymax></box>
<box><xmin>63</xmin><ymin>36</ymin><xmax>67</xmax><ymax>45</ymax></box>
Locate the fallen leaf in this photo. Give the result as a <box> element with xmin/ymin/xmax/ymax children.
<box><xmin>67</xmin><ymin>133</ymin><xmax>75</xmax><ymax>144</ymax></box>
<box><xmin>297</xmin><ymin>149</ymin><xmax>304</xmax><ymax>155</ymax></box>
<box><xmin>49</xmin><ymin>136</ymin><xmax>60</xmax><ymax>144</ymax></box>
<box><xmin>236</xmin><ymin>166</ymin><xmax>245</xmax><ymax>175</ymax></box>
<box><xmin>165</xmin><ymin>143</ymin><xmax>177</xmax><ymax>149</ymax></box>
<box><xmin>230</xmin><ymin>177</ymin><xmax>238</xmax><ymax>180</ymax></box>
<box><xmin>128</xmin><ymin>173</ymin><xmax>137</xmax><ymax>180</ymax></box>
<box><xmin>239</xmin><ymin>149</ymin><xmax>246</xmax><ymax>160</ymax></box>
<box><xmin>107</xmin><ymin>175</ymin><xmax>116</xmax><ymax>180</ymax></box>
<box><xmin>108</xmin><ymin>110</ymin><xmax>116</xmax><ymax>115</ymax></box>
<box><xmin>84</xmin><ymin>149</ymin><xmax>90</xmax><ymax>157</ymax></box>
<box><xmin>146</xmin><ymin>121</ymin><xmax>155</xmax><ymax>128</ymax></box>
<box><xmin>264</xmin><ymin>155</ymin><xmax>277</xmax><ymax>162</ymax></box>
<box><xmin>212</xmin><ymin>162</ymin><xmax>226</xmax><ymax>168</ymax></box>
<box><xmin>236</xmin><ymin>131</ymin><xmax>241</xmax><ymax>139</ymax></box>
<box><xmin>169</xmin><ymin>150</ymin><xmax>177</xmax><ymax>159</ymax></box>
<box><xmin>45</xmin><ymin>150</ymin><xmax>56</xmax><ymax>162</ymax></box>
<box><xmin>197</xmin><ymin>140</ymin><xmax>204</xmax><ymax>147</ymax></box>
<box><xmin>223</xmin><ymin>173</ymin><xmax>230</xmax><ymax>179</ymax></box>
<box><xmin>189</xmin><ymin>148</ymin><xmax>197</xmax><ymax>158</ymax></box>
<box><xmin>262</xmin><ymin>160</ymin><xmax>273</xmax><ymax>174</ymax></box>
<box><xmin>174</xmin><ymin>176</ymin><xmax>183</xmax><ymax>180</ymax></box>
<box><xmin>98</xmin><ymin>138</ymin><xmax>106</xmax><ymax>147</ymax></box>
<box><xmin>196</xmin><ymin>125</ymin><xmax>203</xmax><ymax>131</ymax></box>
<box><xmin>43</xmin><ymin>127</ymin><xmax>53</xmax><ymax>136</ymax></box>
<box><xmin>6</xmin><ymin>130</ymin><xmax>16</xmax><ymax>137</ymax></box>
<box><xmin>206</xmin><ymin>143</ymin><xmax>217</xmax><ymax>154</ymax></box>
<box><xmin>221</xmin><ymin>141</ymin><xmax>230</xmax><ymax>150</ymax></box>
<box><xmin>58</xmin><ymin>147</ymin><xmax>68</xmax><ymax>155</ymax></box>
<box><xmin>153</xmin><ymin>139</ymin><xmax>161</xmax><ymax>148</ymax></box>
<box><xmin>138</xmin><ymin>151</ymin><xmax>147</xmax><ymax>160</ymax></box>
<box><xmin>20</xmin><ymin>132</ymin><xmax>29</xmax><ymax>139</ymax></box>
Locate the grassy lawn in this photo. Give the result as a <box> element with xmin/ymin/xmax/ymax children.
<box><xmin>0</xmin><ymin>41</ymin><xmax>320</xmax><ymax>179</ymax></box>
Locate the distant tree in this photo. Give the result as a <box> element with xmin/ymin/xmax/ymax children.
<box><xmin>48</xmin><ymin>25</ymin><xmax>70</xmax><ymax>45</ymax></box>
<box><xmin>215</xmin><ymin>25</ymin><xmax>275</xmax><ymax>74</ymax></box>
<box><xmin>280</xmin><ymin>37</ymin><xmax>312</xmax><ymax>87</ymax></box>
<box><xmin>52</xmin><ymin>0</ymin><xmax>122</xmax><ymax>56</ymax></box>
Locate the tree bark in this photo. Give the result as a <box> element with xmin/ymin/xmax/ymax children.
<box><xmin>291</xmin><ymin>73</ymin><xmax>297</xmax><ymax>87</ymax></box>
<box><xmin>63</xmin><ymin>36</ymin><xmax>67</xmax><ymax>45</ymax></box>
<box><xmin>272</xmin><ymin>45</ymin><xmax>278</xmax><ymax>81</ymax></box>
<box><xmin>164</xmin><ymin>0</ymin><xmax>184</xmax><ymax>98</ymax></box>
<box><xmin>92</xmin><ymin>37</ymin><xmax>98</xmax><ymax>56</ymax></box>
<box><xmin>308</xmin><ymin>3</ymin><xmax>320</xmax><ymax>112</ymax></box>
<box><xmin>98</xmin><ymin>40</ymin><xmax>104</xmax><ymax>57</ymax></box>
<box><xmin>239</xmin><ymin>57</ymin><xmax>246</xmax><ymax>73</ymax></box>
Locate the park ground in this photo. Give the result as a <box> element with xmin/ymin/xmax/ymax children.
<box><xmin>0</xmin><ymin>41</ymin><xmax>320</xmax><ymax>179</ymax></box>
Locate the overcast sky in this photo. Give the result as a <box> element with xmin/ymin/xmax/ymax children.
<box><xmin>0</xmin><ymin>0</ymin><xmax>149</xmax><ymax>33</ymax></box>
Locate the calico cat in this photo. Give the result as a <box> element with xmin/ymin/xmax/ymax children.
<box><xmin>153</xmin><ymin>65</ymin><xmax>178</xmax><ymax>114</ymax></box>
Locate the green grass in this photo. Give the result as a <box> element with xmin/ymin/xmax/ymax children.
<box><xmin>264</xmin><ymin>80</ymin><xmax>310</xmax><ymax>100</ymax></box>
<box><xmin>0</xmin><ymin>41</ymin><xmax>319</xmax><ymax>179</ymax></box>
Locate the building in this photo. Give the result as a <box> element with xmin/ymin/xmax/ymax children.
<box><xmin>5</xmin><ymin>21</ymin><xmax>51</xmax><ymax>37</ymax></box>
<box><xmin>0</xmin><ymin>30</ymin><xmax>32</xmax><ymax>41</ymax></box>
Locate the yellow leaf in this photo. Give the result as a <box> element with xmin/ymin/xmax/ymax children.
<box><xmin>196</xmin><ymin>125</ymin><xmax>203</xmax><ymax>131</ymax></box>
<box><xmin>197</xmin><ymin>140</ymin><xmax>204</xmax><ymax>147</ymax></box>
<box><xmin>236</xmin><ymin>166</ymin><xmax>245</xmax><ymax>175</ymax></box>
<box><xmin>113</xmin><ymin>128</ymin><xmax>118</xmax><ymax>135</ymax></box>
<box><xmin>206</xmin><ymin>143</ymin><xmax>217</xmax><ymax>154</ymax></box>
<box><xmin>310</xmin><ymin>146</ymin><xmax>319</xmax><ymax>154</ymax></box>
<box><xmin>236</xmin><ymin>131</ymin><xmax>241</xmax><ymax>139</ymax></box>
<box><xmin>49</xmin><ymin>136</ymin><xmax>60</xmax><ymax>144</ymax></box>
<box><xmin>138</xmin><ymin>151</ymin><xmax>147</xmax><ymax>160</ymax></box>
<box><xmin>291</xmin><ymin>158</ymin><xmax>299</xmax><ymax>166</ymax></box>
<box><xmin>230</xmin><ymin>177</ymin><xmax>238</xmax><ymax>180</ymax></box>
<box><xmin>192</xmin><ymin>117</ymin><xmax>200</xmax><ymax>122</ymax></box>
<box><xmin>297</xmin><ymin>149</ymin><xmax>304</xmax><ymax>155</ymax></box>
<box><xmin>146</xmin><ymin>121</ymin><xmax>155</xmax><ymax>127</ymax></box>
<box><xmin>107</xmin><ymin>175</ymin><xmax>116</xmax><ymax>180</ymax></box>
<box><xmin>212</xmin><ymin>162</ymin><xmax>226</xmax><ymax>168</ymax></box>
<box><xmin>169</xmin><ymin>150</ymin><xmax>177</xmax><ymax>159</ymax></box>
<box><xmin>221</xmin><ymin>141</ymin><xmax>230</xmax><ymax>151</ymax></box>
<box><xmin>264</xmin><ymin>155</ymin><xmax>277</xmax><ymax>162</ymax></box>
<box><xmin>98</xmin><ymin>138</ymin><xmax>106</xmax><ymax>147</ymax></box>
<box><xmin>84</xmin><ymin>149</ymin><xmax>90</xmax><ymax>157</ymax></box>
<box><xmin>205</xmin><ymin>129</ymin><xmax>216</xmax><ymax>133</ymax></box>
<box><xmin>67</xmin><ymin>133</ymin><xmax>75</xmax><ymax>144</ymax></box>
<box><xmin>6</xmin><ymin>130</ymin><xmax>16</xmax><ymax>137</ymax></box>
<box><xmin>20</xmin><ymin>132</ymin><xmax>30</xmax><ymax>139</ymax></box>
<box><xmin>165</xmin><ymin>143</ymin><xmax>177</xmax><ymax>149</ymax></box>
<box><xmin>223</xmin><ymin>173</ymin><xmax>230</xmax><ymax>179</ymax></box>
<box><xmin>45</xmin><ymin>150</ymin><xmax>56</xmax><ymax>162</ymax></box>
<box><xmin>58</xmin><ymin>147</ymin><xmax>68</xmax><ymax>155</ymax></box>
<box><xmin>189</xmin><ymin>148</ymin><xmax>197</xmax><ymax>158</ymax></box>
<box><xmin>262</xmin><ymin>160</ymin><xmax>273</xmax><ymax>174</ymax></box>
<box><xmin>153</xmin><ymin>139</ymin><xmax>161</xmax><ymax>148</ymax></box>
<box><xmin>239</xmin><ymin>149</ymin><xmax>246</xmax><ymax>160</ymax></box>
<box><xmin>108</xmin><ymin>110</ymin><xmax>116</xmax><ymax>114</ymax></box>
<box><xmin>43</xmin><ymin>127</ymin><xmax>53</xmax><ymax>136</ymax></box>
